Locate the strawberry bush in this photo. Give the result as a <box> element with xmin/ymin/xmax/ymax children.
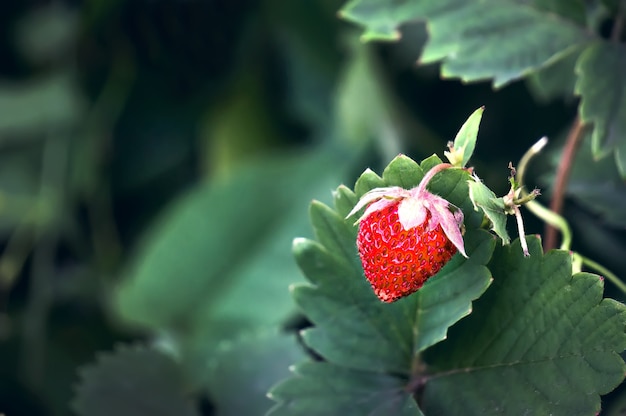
<box><xmin>2</xmin><ymin>0</ymin><xmax>626</xmax><ymax>416</ymax></box>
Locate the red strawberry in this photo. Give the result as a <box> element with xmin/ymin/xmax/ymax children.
<box><xmin>348</xmin><ymin>163</ymin><xmax>466</xmax><ymax>302</ymax></box>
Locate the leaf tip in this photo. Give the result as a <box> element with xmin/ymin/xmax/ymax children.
<box><xmin>293</xmin><ymin>237</ymin><xmax>307</xmax><ymax>249</ymax></box>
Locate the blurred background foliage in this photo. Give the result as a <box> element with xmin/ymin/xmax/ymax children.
<box><xmin>0</xmin><ymin>0</ymin><xmax>624</xmax><ymax>415</ymax></box>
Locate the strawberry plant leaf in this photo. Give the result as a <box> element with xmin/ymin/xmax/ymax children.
<box><xmin>382</xmin><ymin>154</ymin><xmax>424</xmax><ymax>189</ymax></box>
<box><xmin>272</xmin><ymin>155</ymin><xmax>495</xmax><ymax>413</ymax></box>
<box><xmin>419</xmin><ymin>154</ymin><xmax>444</xmax><ymax>173</ymax></box>
<box><xmin>467</xmin><ymin>179</ymin><xmax>511</xmax><ymax>244</ymax></box>
<box><xmin>72</xmin><ymin>345</ymin><xmax>198</xmax><ymax>416</ymax></box>
<box><xmin>354</xmin><ymin>168</ymin><xmax>386</xmax><ymax>197</ymax></box>
<box><xmin>268</xmin><ymin>361</ymin><xmax>423</xmax><ymax>416</ymax></box>
<box><xmin>575</xmin><ymin>41</ymin><xmax>626</xmax><ymax>176</ymax></box>
<box><xmin>531</xmin><ymin>0</ymin><xmax>586</xmax><ymax>24</ymax></box>
<box><xmin>422</xmin><ymin>237</ymin><xmax>626</xmax><ymax>415</ymax></box>
<box><xmin>205</xmin><ymin>331</ymin><xmax>306</xmax><ymax>416</ymax></box>
<box><xmin>114</xmin><ymin>148</ymin><xmax>347</xmax><ymax>340</ymax></box>
<box><xmin>295</xmin><ymin>227</ymin><xmax>494</xmax><ymax>373</ymax></box>
<box><xmin>445</xmin><ymin>107</ymin><xmax>483</xmax><ymax>167</ymax></box>
<box><xmin>526</xmin><ymin>46</ymin><xmax>581</xmax><ymax>102</ymax></box>
<box><xmin>339</xmin><ymin>0</ymin><xmax>591</xmax><ymax>87</ymax></box>
<box><xmin>333</xmin><ymin>185</ymin><xmax>359</xmax><ymax>219</ymax></box>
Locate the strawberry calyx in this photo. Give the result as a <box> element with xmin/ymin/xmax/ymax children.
<box><xmin>347</xmin><ymin>163</ymin><xmax>467</xmax><ymax>258</ymax></box>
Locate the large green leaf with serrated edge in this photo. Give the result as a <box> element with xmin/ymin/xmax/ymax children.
<box><xmin>72</xmin><ymin>345</ymin><xmax>198</xmax><ymax>416</ymax></box>
<box><xmin>575</xmin><ymin>41</ymin><xmax>626</xmax><ymax>177</ymax></box>
<box><xmin>421</xmin><ymin>237</ymin><xmax>626</xmax><ymax>415</ymax></box>
<box><xmin>267</xmin><ymin>361</ymin><xmax>422</xmax><ymax>416</ymax></box>
<box><xmin>339</xmin><ymin>0</ymin><xmax>591</xmax><ymax>87</ymax></box>
<box><xmin>205</xmin><ymin>331</ymin><xmax>306</xmax><ymax>416</ymax></box>
<box><xmin>269</xmin><ymin>154</ymin><xmax>495</xmax><ymax>414</ymax></box>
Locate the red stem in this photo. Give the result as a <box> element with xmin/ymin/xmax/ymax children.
<box><xmin>544</xmin><ymin>116</ymin><xmax>584</xmax><ymax>251</ymax></box>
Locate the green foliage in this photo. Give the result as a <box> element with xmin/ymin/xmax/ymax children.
<box><xmin>72</xmin><ymin>345</ymin><xmax>199</xmax><ymax>416</ymax></box>
<box><xmin>269</xmin><ymin>154</ymin><xmax>496</xmax><ymax>414</ymax></box>
<box><xmin>269</xmin><ymin>362</ymin><xmax>423</xmax><ymax>416</ymax></box>
<box><xmin>0</xmin><ymin>72</ymin><xmax>83</xmax><ymax>137</ymax></box>
<box><xmin>340</xmin><ymin>0</ymin><xmax>589</xmax><ymax>87</ymax></box>
<box><xmin>206</xmin><ymin>331</ymin><xmax>306</xmax><ymax>416</ymax></box>
<box><xmin>575</xmin><ymin>42</ymin><xmax>626</xmax><ymax>174</ymax></box>
<box><xmin>422</xmin><ymin>237</ymin><xmax>626</xmax><ymax>415</ymax></box>
<box><xmin>270</xmin><ymin>145</ymin><xmax>626</xmax><ymax>413</ymax></box>
<box><xmin>114</xmin><ymin>148</ymin><xmax>347</xmax><ymax>343</ymax></box>
<box><xmin>444</xmin><ymin>107</ymin><xmax>483</xmax><ymax>168</ymax></box>
<box><xmin>468</xmin><ymin>179</ymin><xmax>511</xmax><ymax>245</ymax></box>
<box><xmin>526</xmin><ymin>47</ymin><xmax>582</xmax><ymax>102</ymax></box>
<box><xmin>339</xmin><ymin>0</ymin><xmax>626</xmax><ymax>177</ymax></box>
<box><xmin>532</xmin><ymin>0</ymin><xmax>587</xmax><ymax>24</ymax></box>
<box><xmin>4</xmin><ymin>1</ymin><xmax>626</xmax><ymax>415</ymax></box>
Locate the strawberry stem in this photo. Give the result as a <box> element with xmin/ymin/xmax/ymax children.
<box><xmin>413</xmin><ymin>163</ymin><xmax>454</xmax><ymax>196</ymax></box>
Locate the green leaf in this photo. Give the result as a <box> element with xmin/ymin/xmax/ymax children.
<box><xmin>72</xmin><ymin>345</ymin><xmax>198</xmax><ymax>416</ymax></box>
<box><xmin>268</xmin><ymin>361</ymin><xmax>422</xmax><ymax>416</ymax></box>
<box><xmin>339</xmin><ymin>0</ymin><xmax>591</xmax><ymax>87</ymax></box>
<box><xmin>272</xmin><ymin>155</ymin><xmax>495</xmax><ymax>413</ymax></box>
<box><xmin>422</xmin><ymin>237</ymin><xmax>626</xmax><ymax>415</ymax></box>
<box><xmin>333</xmin><ymin>185</ymin><xmax>359</xmax><ymax>219</ymax></box>
<box><xmin>295</xmin><ymin>228</ymin><xmax>494</xmax><ymax>373</ymax></box>
<box><xmin>354</xmin><ymin>168</ymin><xmax>385</xmax><ymax>197</ymax></box>
<box><xmin>335</xmin><ymin>34</ymin><xmax>400</xmax><ymax>152</ymax></box>
<box><xmin>114</xmin><ymin>148</ymin><xmax>349</xmax><ymax>344</ymax></box>
<box><xmin>445</xmin><ymin>107</ymin><xmax>484</xmax><ymax>167</ymax></box>
<box><xmin>339</xmin><ymin>0</ymin><xmax>416</xmax><ymax>41</ymax></box>
<box><xmin>467</xmin><ymin>179</ymin><xmax>511</xmax><ymax>244</ymax></box>
<box><xmin>575</xmin><ymin>41</ymin><xmax>626</xmax><ymax>176</ymax></box>
<box><xmin>381</xmin><ymin>154</ymin><xmax>424</xmax><ymax>189</ymax></box>
<box><xmin>526</xmin><ymin>46</ymin><xmax>582</xmax><ymax>102</ymax></box>
<box><xmin>531</xmin><ymin>0</ymin><xmax>586</xmax><ymax>25</ymax></box>
<box><xmin>205</xmin><ymin>331</ymin><xmax>306</xmax><ymax>416</ymax></box>
<box><xmin>419</xmin><ymin>154</ymin><xmax>444</xmax><ymax>173</ymax></box>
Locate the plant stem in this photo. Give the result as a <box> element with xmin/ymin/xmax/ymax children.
<box><xmin>414</xmin><ymin>163</ymin><xmax>453</xmax><ymax>195</ymax></box>
<box><xmin>544</xmin><ymin>116</ymin><xmax>584</xmax><ymax>251</ymax></box>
